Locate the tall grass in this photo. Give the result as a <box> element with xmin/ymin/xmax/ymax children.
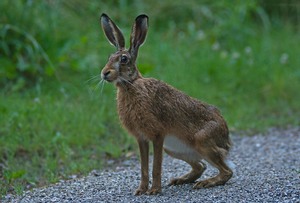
<box><xmin>1</xmin><ymin>0</ymin><xmax>300</xmax><ymax>197</ymax></box>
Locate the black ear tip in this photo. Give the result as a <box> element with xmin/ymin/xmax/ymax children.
<box><xmin>100</xmin><ymin>13</ymin><xmax>109</xmax><ymax>21</ymax></box>
<box><xmin>136</xmin><ymin>14</ymin><xmax>148</xmax><ymax>21</ymax></box>
<box><xmin>101</xmin><ymin>13</ymin><xmax>108</xmax><ymax>17</ymax></box>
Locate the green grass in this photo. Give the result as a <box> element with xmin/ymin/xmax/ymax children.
<box><xmin>1</xmin><ymin>0</ymin><xmax>300</xmax><ymax>198</ymax></box>
<box><xmin>144</xmin><ymin>25</ymin><xmax>300</xmax><ymax>131</ymax></box>
<box><xmin>0</xmin><ymin>75</ymin><xmax>135</xmax><ymax>195</ymax></box>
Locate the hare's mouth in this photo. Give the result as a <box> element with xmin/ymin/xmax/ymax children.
<box><xmin>101</xmin><ymin>76</ymin><xmax>111</xmax><ymax>82</ymax></box>
<box><xmin>102</xmin><ymin>77</ymin><xmax>114</xmax><ymax>82</ymax></box>
<box><xmin>101</xmin><ymin>71</ymin><xmax>117</xmax><ymax>83</ymax></box>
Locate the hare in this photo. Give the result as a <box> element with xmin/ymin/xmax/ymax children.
<box><xmin>100</xmin><ymin>13</ymin><xmax>233</xmax><ymax>195</ymax></box>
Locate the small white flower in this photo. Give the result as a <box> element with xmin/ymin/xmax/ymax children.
<box><xmin>244</xmin><ymin>46</ymin><xmax>252</xmax><ymax>54</ymax></box>
<box><xmin>196</xmin><ymin>30</ymin><xmax>206</xmax><ymax>41</ymax></box>
<box><xmin>187</xmin><ymin>21</ymin><xmax>196</xmax><ymax>32</ymax></box>
<box><xmin>212</xmin><ymin>42</ymin><xmax>220</xmax><ymax>51</ymax></box>
<box><xmin>220</xmin><ymin>51</ymin><xmax>228</xmax><ymax>59</ymax></box>
<box><xmin>33</xmin><ymin>97</ymin><xmax>40</xmax><ymax>103</ymax></box>
<box><xmin>232</xmin><ymin>51</ymin><xmax>240</xmax><ymax>59</ymax></box>
<box><xmin>280</xmin><ymin>53</ymin><xmax>289</xmax><ymax>64</ymax></box>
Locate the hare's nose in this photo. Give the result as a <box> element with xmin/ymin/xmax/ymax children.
<box><xmin>102</xmin><ymin>70</ymin><xmax>111</xmax><ymax>80</ymax></box>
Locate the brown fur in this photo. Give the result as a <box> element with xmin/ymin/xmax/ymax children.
<box><xmin>100</xmin><ymin>13</ymin><xmax>233</xmax><ymax>195</ymax></box>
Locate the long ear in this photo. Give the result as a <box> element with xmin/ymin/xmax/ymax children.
<box><xmin>100</xmin><ymin>13</ymin><xmax>125</xmax><ymax>50</ymax></box>
<box><xmin>129</xmin><ymin>14</ymin><xmax>149</xmax><ymax>61</ymax></box>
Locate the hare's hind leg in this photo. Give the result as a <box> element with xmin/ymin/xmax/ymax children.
<box><xmin>194</xmin><ymin>135</ymin><xmax>232</xmax><ymax>188</ymax></box>
<box><xmin>193</xmin><ymin>123</ymin><xmax>233</xmax><ymax>189</ymax></box>
<box><xmin>164</xmin><ymin>148</ymin><xmax>206</xmax><ymax>186</ymax></box>
<box><xmin>193</xmin><ymin>149</ymin><xmax>232</xmax><ymax>189</ymax></box>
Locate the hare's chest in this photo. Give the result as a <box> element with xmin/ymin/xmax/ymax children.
<box><xmin>116</xmin><ymin>86</ymin><xmax>164</xmax><ymax>137</ymax></box>
<box><xmin>117</xmin><ymin>98</ymin><xmax>156</xmax><ymax>134</ymax></box>
<box><xmin>117</xmin><ymin>96</ymin><xmax>144</xmax><ymax>120</ymax></box>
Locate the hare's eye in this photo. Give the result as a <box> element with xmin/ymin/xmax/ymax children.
<box><xmin>120</xmin><ymin>55</ymin><xmax>128</xmax><ymax>63</ymax></box>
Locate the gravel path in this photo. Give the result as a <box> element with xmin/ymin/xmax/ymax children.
<box><xmin>3</xmin><ymin>128</ymin><xmax>300</xmax><ymax>203</ymax></box>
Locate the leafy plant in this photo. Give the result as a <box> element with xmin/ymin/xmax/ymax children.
<box><xmin>0</xmin><ymin>24</ymin><xmax>55</xmax><ymax>90</ymax></box>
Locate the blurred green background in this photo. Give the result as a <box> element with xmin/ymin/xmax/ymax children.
<box><xmin>0</xmin><ymin>0</ymin><xmax>299</xmax><ymax>196</ymax></box>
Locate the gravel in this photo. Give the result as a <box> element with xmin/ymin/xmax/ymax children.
<box><xmin>3</xmin><ymin>127</ymin><xmax>300</xmax><ymax>203</ymax></box>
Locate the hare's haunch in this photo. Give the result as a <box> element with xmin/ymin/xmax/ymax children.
<box><xmin>100</xmin><ymin>13</ymin><xmax>233</xmax><ymax>195</ymax></box>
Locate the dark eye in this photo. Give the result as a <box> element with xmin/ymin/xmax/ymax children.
<box><xmin>120</xmin><ymin>55</ymin><xmax>128</xmax><ymax>63</ymax></box>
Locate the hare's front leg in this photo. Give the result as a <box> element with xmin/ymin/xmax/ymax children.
<box><xmin>135</xmin><ymin>139</ymin><xmax>149</xmax><ymax>195</ymax></box>
<box><xmin>146</xmin><ymin>135</ymin><xmax>164</xmax><ymax>195</ymax></box>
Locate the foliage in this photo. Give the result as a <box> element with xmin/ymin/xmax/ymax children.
<box><xmin>0</xmin><ymin>24</ymin><xmax>54</xmax><ymax>90</ymax></box>
<box><xmin>0</xmin><ymin>0</ymin><xmax>102</xmax><ymax>90</ymax></box>
<box><xmin>1</xmin><ymin>0</ymin><xmax>300</xmax><ymax>198</ymax></box>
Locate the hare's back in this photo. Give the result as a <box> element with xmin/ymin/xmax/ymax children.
<box><xmin>148</xmin><ymin>79</ymin><xmax>217</xmax><ymax>125</ymax></box>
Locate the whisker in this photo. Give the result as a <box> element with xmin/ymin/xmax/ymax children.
<box><xmin>99</xmin><ymin>79</ymin><xmax>105</xmax><ymax>95</ymax></box>
<box><xmin>119</xmin><ymin>76</ymin><xmax>136</xmax><ymax>89</ymax></box>
<box><xmin>86</xmin><ymin>76</ymin><xmax>103</xmax><ymax>96</ymax></box>
<box><xmin>93</xmin><ymin>79</ymin><xmax>102</xmax><ymax>91</ymax></box>
<box><xmin>85</xmin><ymin>74</ymin><xmax>101</xmax><ymax>84</ymax></box>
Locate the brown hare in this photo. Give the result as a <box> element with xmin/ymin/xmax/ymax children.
<box><xmin>100</xmin><ymin>13</ymin><xmax>233</xmax><ymax>195</ymax></box>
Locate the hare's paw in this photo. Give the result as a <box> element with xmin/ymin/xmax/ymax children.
<box><xmin>193</xmin><ymin>177</ymin><xmax>226</xmax><ymax>189</ymax></box>
<box><xmin>193</xmin><ymin>179</ymin><xmax>215</xmax><ymax>189</ymax></box>
<box><xmin>168</xmin><ymin>177</ymin><xmax>192</xmax><ymax>186</ymax></box>
<box><xmin>168</xmin><ymin>169</ymin><xmax>204</xmax><ymax>186</ymax></box>
<box><xmin>146</xmin><ymin>187</ymin><xmax>162</xmax><ymax>195</ymax></box>
<box><xmin>134</xmin><ymin>186</ymin><xmax>148</xmax><ymax>196</ymax></box>
<box><xmin>193</xmin><ymin>171</ymin><xmax>232</xmax><ymax>189</ymax></box>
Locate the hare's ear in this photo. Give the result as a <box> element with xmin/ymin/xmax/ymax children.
<box><xmin>129</xmin><ymin>14</ymin><xmax>148</xmax><ymax>61</ymax></box>
<box><xmin>100</xmin><ymin>13</ymin><xmax>125</xmax><ymax>50</ymax></box>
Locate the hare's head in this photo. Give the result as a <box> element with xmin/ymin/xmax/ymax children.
<box><xmin>100</xmin><ymin>14</ymin><xmax>148</xmax><ymax>85</ymax></box>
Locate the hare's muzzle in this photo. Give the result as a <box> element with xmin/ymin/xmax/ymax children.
<box><xmin>101</xmin><ymin>70</ymin><xmax>111</xmax><ymax>81</ymax></box>
<box><xmin>101</xmin><ymin>66</ymin><xmax>117</xmax><ymax>82</ymax></box>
